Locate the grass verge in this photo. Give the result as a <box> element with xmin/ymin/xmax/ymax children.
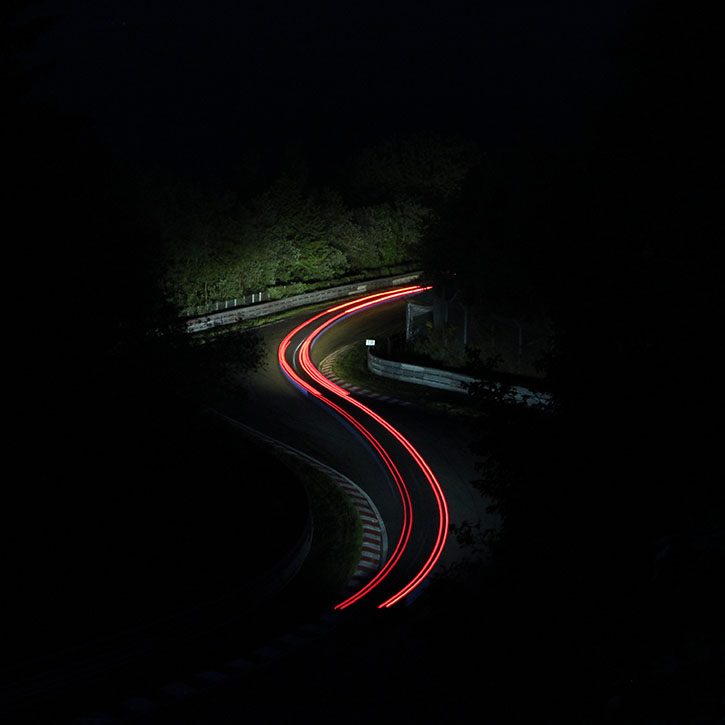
<box><xmin>227</xmin><ymin>424</ymin><xmax>364</xmax><ymax>614</ymax></box>
<box><xmin>278</xmin><ymin>452</ymin><xmax>363</xmax><ymax>609</ymax></box>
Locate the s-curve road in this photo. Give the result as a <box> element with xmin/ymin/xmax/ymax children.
<box><xmin>217</xmin><ymin>285</ymin><xmax>492</xmax><ymax>609</ymax></box>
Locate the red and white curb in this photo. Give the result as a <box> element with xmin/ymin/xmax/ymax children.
<box><xmin>71</xmin><ymin>421</ymin><xmax>387</xmax><ymax>724</ymax></box>
<box><xmin>319</xmin><ymin>347</ymin><xmax>412</xmax><ymax>406</ymax></box>
<box><xmin>226</xmin><ymin>420</ymin><xmax>388</xmax><ymax>591</ymax></box>
<box><xmin>337</xmin><ymin>479</ymin><xmax>387</xmax><ymax>592</ymax></box>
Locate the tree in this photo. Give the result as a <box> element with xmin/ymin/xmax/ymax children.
<box><xmin>5</xmin><ymin>88</ymin><xmax>269</xmax><ymax>677</ymax></box>
<box><xmin>457</xmin><ymin>3</ymin><xmax>724</xmax><ymax>720</ymax></box>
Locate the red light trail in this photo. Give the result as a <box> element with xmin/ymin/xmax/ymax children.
<box><xmin>278</xmin><ymin>286</ymin><xmax>449</xmax><ymax>609</ymax></box>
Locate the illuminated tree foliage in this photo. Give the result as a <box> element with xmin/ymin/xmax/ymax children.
<box><xmin>140</xmin><ymin>134</ymin><xmax>478</xmax><ymax>309</ymax></box>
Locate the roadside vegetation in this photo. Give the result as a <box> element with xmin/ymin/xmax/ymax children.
<box><xmin>6</xmin><ymin>1</ymin><xmax>722</xmax><ymax>719</ymax></box>
<box><xmin>138</xmin><ymin>134</ymin><xmax>479</xmax><ymax>312</ymax></box>
<box><xmin>274</xmin><ymin>451</ymin><xmax>363</xmax><ymax>610</ymax></box>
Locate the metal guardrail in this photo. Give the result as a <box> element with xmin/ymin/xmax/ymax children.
<box><xmin>185</xmin><ymin>271</ymin><xmax>423</xmax><ymax>333</ymax></box>
<box><xmin>182</xmin><ymin>291</ymin><xmax>268</xmax><ymax>318</ymax></box>
<box><xmin>181</xmin><ymin>268</ymin><xmax>423</xmax><ymax>319</ymax></box>
<box><xmin>367</xmin><ymin>349</ymin><xmax>476</xmax><ymax>393</ymax></box>
<box><xmin>367</xmin><ymin>349</ymin><xmax>552</xmax><ymax>407</ymax></box>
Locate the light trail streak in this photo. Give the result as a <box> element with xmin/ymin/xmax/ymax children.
<box><xmin>278</xmin><ymin>285</ymin><xmax>449</xmax><ymax>609</ymax></box>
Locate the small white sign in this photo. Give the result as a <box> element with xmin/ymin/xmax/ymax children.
<box><xmin>365</xmin><ymin>339</ymin><xmax>376</xmax><ymax>347</ymax></box>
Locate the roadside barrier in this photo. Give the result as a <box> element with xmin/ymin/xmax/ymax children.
<box><xmin>367</xmin><ymin>348</ymin><xmax>552</xmax><ymax>407</ymax></box>
<box><xmin>185</xmin><ymin>272</ymin><xmax>423</xmax><ymax>332</ymax></box>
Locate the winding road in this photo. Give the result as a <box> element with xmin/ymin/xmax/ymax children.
<box><xmin>218</xmin><ymin>284</ymin><xmax>494</xmax><ymax>609</ymax></box>
<box><xmin>1</xmin><ymin>284</ymin><xmax>494</xmax><ymax>725</ymax></box>
<box><xmin>278</xmin><ymin>285</ymin><xmax>448</xmax><ymax>608</ymax></box>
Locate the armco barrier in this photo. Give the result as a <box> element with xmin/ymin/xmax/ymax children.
<box><xmin>367</xmin><ymin>348</ymin><xmax>552</xmax><ymax>407</ymax></box>
<box><xmin>367</xmin><ymin>349</ymin><xmax>476</xmax><ymax>393</ymax></box>
<box><xmin>185</xmin><ymin>271</ymin><xmax>423</xmax><ymax>333</ymax></box>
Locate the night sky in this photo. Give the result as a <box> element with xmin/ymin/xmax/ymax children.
<box><xmin>15</xmin><ymin>0</ymin><xmax>643</xmax><ymax>175</ymax></box>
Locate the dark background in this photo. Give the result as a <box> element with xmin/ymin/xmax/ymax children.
<box><xmin>12</xmin><ymin>0</ymin><xmax>642</xmax><ymax>176</ymax></box>
<box><xmin>4</xmin><ymin>1</ymin><xmax>724</xmax><ymax>723</ymax></box>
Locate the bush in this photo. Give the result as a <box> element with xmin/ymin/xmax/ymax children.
<box><xmin>410</xmin><ymin>324</ymin><xmax>466</xmax><ymax>368</ymax></box>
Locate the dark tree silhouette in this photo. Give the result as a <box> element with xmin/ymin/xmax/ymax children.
<box><xmin>433</xmin><ymin>2</ymin><xmax>724</xmax><ymax>721</ymax></box>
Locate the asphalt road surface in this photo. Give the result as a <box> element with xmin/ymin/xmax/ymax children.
<box><xmin>3</xmin><ymin>289</ymin><xmax>495</xmax><ymax>725</ymax></box>
<box><xmin>140</xmin><ymin>289</ymin><xmax>500</xmax><ymax>724</ymax></box>
<box><xmin>218</xmin><ymin>289</ymin><xmax>495</xmax><ymax>603</ymax></box>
